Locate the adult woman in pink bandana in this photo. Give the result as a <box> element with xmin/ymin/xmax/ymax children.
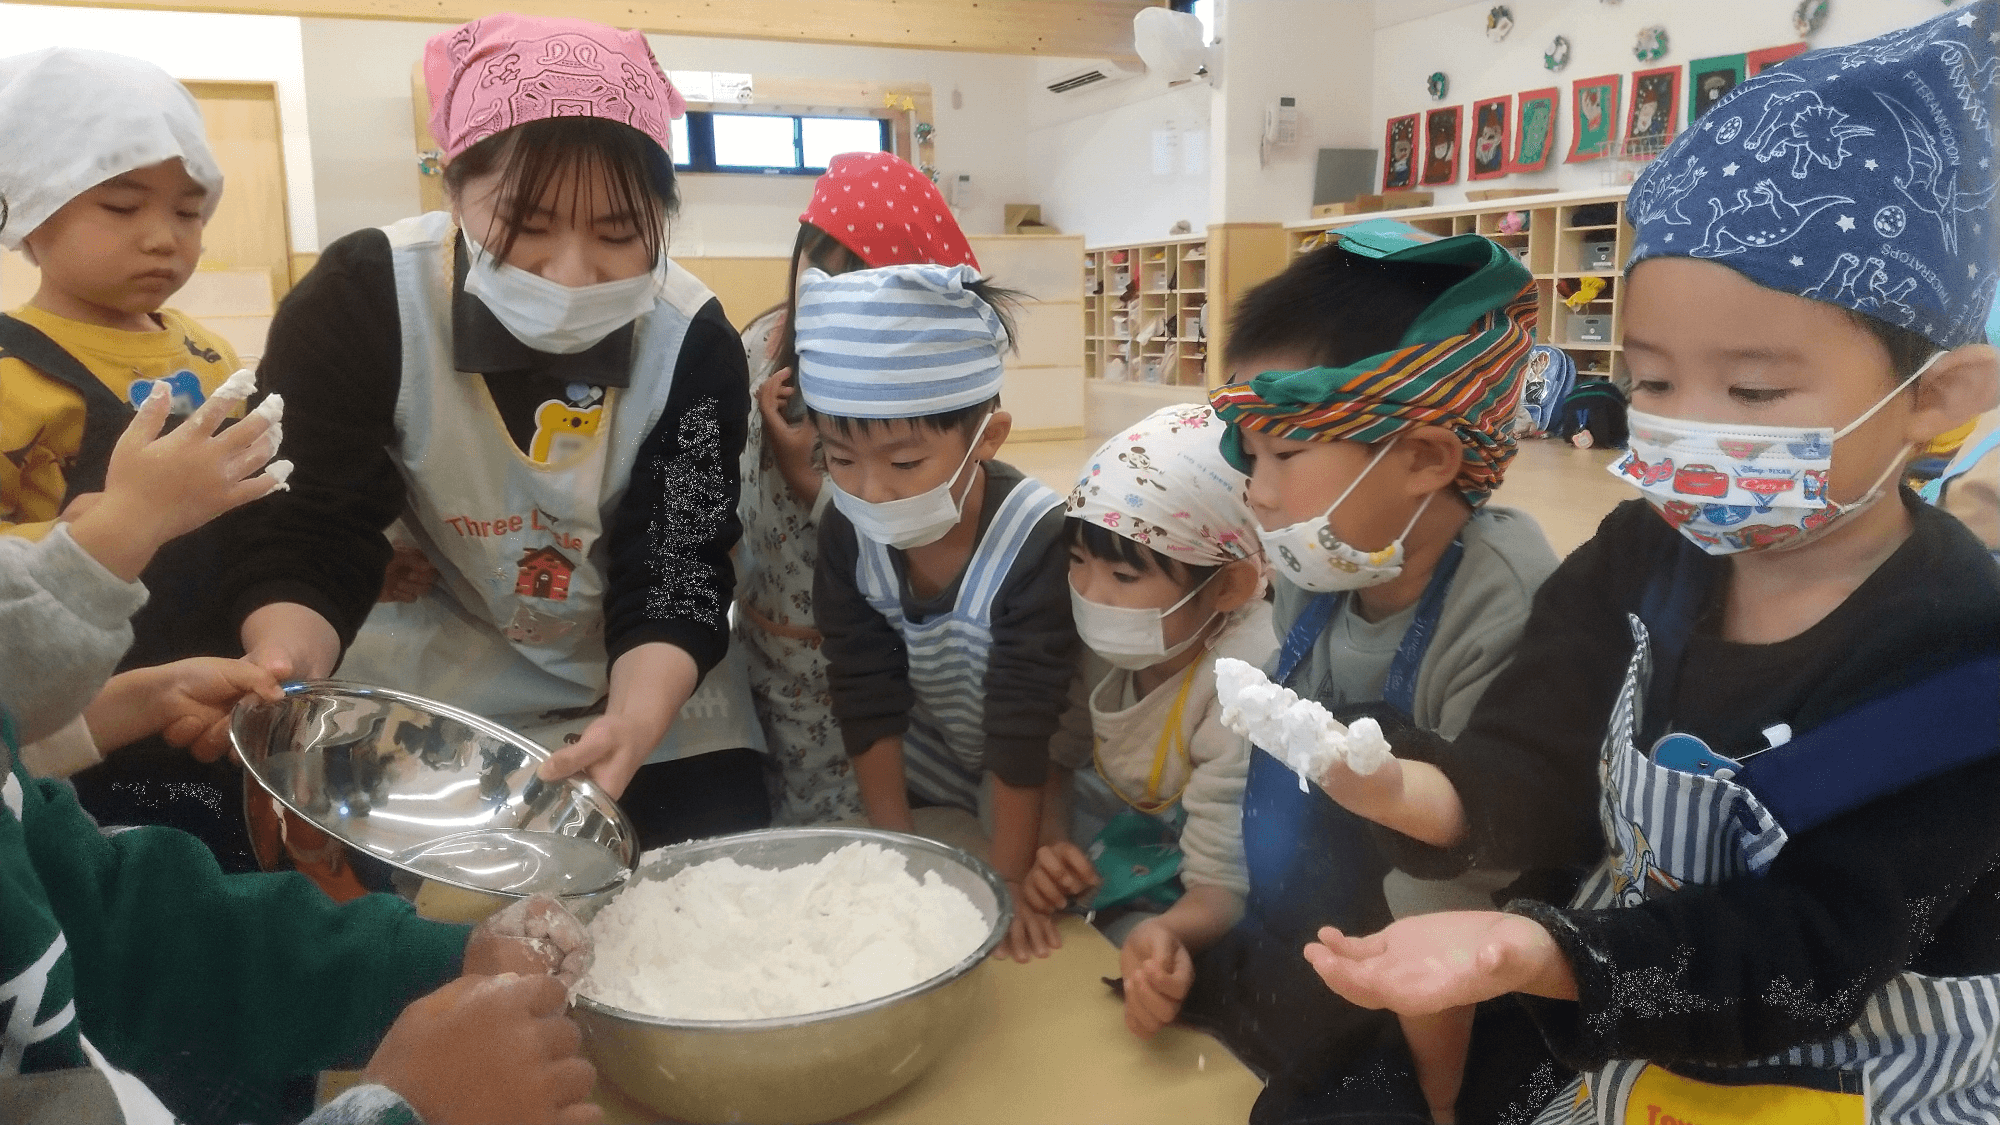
<box><xmin>209</xmin><ymin>14</ymin><xmax>768</xmax><ymax>873</ymax></box>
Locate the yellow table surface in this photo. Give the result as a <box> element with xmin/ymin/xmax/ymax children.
<box><xmin>593</xmin><ymin>916</ymin><xmax>1263</xmax><ymax>1124</ymax></box>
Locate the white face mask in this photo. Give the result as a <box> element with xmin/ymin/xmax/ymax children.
<box><xmin>826</xmin><ymin>412</ymin><xmax>994</xmax><ymax>550</ymax></box>
<box><xmin>1258</xmin><ymin>440</ymin><xmax>1435</xmax><ymax>593</ymax></box>
<box><xmin>1611</xmin><ymin>353</ymin><xmax>1938</xmax><ymax>555</ymax></box>
<box><xmin>461</xmin><ymin>229</ymin><xmax>660</xmax><ymax>355</ymax></box>
<box><xmin>1070</xmin><ymin>574</ymin><xmax>1218</xmax><ymax>671</ymax></box>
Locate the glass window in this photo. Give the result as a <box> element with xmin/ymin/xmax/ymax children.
<box><xmin>668</xmin><ymin>115</ymin><xmax>690</xmax><ymax>168</ymax></box>
<box><xmin>801</xmin><ymin>116</ymin><xmax>888</xmax><ymax>170</ymax></box>
<box><xmin>711</xmin><ymin>114</ymin><xmax>798</xmax><ymax>169</ymax></box>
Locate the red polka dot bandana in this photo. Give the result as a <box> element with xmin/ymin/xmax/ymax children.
<box><xmin>800</xmin><ymin>152</ymin><xmax>979</xmax><ymax>271</ymax></box>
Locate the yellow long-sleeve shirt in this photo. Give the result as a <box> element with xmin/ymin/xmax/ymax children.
<box><xmin>0</xmin><ymin>304</ymin><xmax>239</xmax><ymax>538</ymax></box>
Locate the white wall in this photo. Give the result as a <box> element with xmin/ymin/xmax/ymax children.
<box><xmin>297</xmin><ymin>18</ymin><xmax>1043</xmax><ymax>257</ymax></box>
<box><xmin>1212</xmin><ymin>0</ymin><xmax>1376</xmax><ymax>224</ymax></box>
<box><xmin>0</xmin><ymin>2</ymin><xmax>319</xmax><ymax>251</ymax></box>
<box><xmin>1371</xmin><ymin>0</ymin><xmax>1982</xmax><ymax>207</ymax></box>
<box><xmin>1023</xmin><ymin>59</ymin><xmax>1213</xmax><ymax>246</ymax></box>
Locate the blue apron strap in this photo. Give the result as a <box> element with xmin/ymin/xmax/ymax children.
<box><xmin>1380</xmin><ymin>539</ymin><xmax>1464</xmax><ymax>717</ymax></box>
<box><xmin>1740</xmin><ymin>654</ymin><xmax>2000</xmax><ymax>835</ymax></box>
<box><xmin>1920</xmin><ymin>427</ymin><xmax>2000</xmax><ymax>504</ymax></box>
<box><xmin>1275</xmin><ymin>593</ymin><xmax>1341</xmax><ymax>687</ymax></box>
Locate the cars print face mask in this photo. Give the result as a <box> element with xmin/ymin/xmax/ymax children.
<box><xmin>1608</xmin><ymin>353</ymin><xmax>1938</xmax><ymax>555</ymax></box>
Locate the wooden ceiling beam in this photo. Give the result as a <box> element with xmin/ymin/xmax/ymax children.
<box><xmin>25</xmin><ymin>0</ymin><xmax>1155</xmax><ymax>60</ymax></box>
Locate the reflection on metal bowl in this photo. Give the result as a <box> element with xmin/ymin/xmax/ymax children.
<box><xmin>573</xmin><ymin>828</ymin><xmax>1012</xmax><ymax>1125</ymax></box>
<box><xmin>230</xmin><ymin>680</ymin><xmax>635</xmax><ymax>915</ymax></box>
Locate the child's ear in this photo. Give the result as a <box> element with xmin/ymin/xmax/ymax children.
<box><xmin>1208</xmin><ymin>557</ymin><xmax>1263</xmax><ymax>614</ymax></box>
<box><xmin>1397</xmin><ymin>426</ymin><xmax>1463</xmax><ymax>497</ymax></box>
<box><xmin>1908</xmin><ymin>344</ymin><xmax>2000</xmax><ymax>446</ymax></box>
<box><xmin>974</xmin><ymin>410</ymin><xmax>1012</xmax><ymax>459</ymax></box>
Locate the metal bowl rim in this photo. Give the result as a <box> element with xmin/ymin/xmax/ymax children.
<box><xmin>573</xmin><ymin>826</ymin><xmax>1014</xmax><ymax>1032</ymax></box>
<box><xmin>229</xmin><ymin>679</ymin><xmax>639</xmax><ymax>899</ymax></box>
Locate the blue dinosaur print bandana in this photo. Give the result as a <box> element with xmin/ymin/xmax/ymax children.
<box><xmin>1626</xmin><ymin>0</ymin><xmax>1998</xmax><ymax>351</ymax></box>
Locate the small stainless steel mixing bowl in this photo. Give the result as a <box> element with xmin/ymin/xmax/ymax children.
<box><xmin>230</xmin><ymin>680</ymin><xmax>635</xmax><ymax>912</ymax></box>
<box><xmin>572</xmin><ymin>827</ymin><xmax>1012</xmax><ymax>1125</ymax></box>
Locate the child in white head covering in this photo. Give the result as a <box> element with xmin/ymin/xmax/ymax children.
<box><xmin>0</xmin><ymin>47</ymin><xmax>241</xmax><ymax>540</ymax></box>
<box><xmin>1019</xmin><ymin>403</ymin><xmax>1276</xmax><ymax>1035</ymax></box>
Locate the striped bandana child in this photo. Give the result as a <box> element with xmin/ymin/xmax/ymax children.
<box><xmin>797</xmin><ymin>263</ymin><xmax>1080</xmax><ymax>914</ymax></box>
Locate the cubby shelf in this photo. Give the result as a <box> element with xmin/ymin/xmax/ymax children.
<box><xmin>1286</xmin><ymin>187</ymin><xmax>1636</xmax><ymax>387</ymax></box>
<box><xmin>1082</xmin><ymin>225</ymin><xmax>1288</xmax><ymax>390</ymax></box>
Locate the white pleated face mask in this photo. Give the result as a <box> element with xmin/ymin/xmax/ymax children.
<box><xmin>826</xmin><ymin>412</ymin><xmax>995</xmax><ymax>550</ymax></box>
<box><xmin>461</xmin><ymin>229</ymin><xmax>660</xmax><ymax>355</ymax></box>
<box><xmin>1069</xmin><ymin>574</ymin><xmax>1218</xmax><ymax>671</ymax></box>
<box><xmin>1257</xmin><ymin>440</ymin><xmax>1434</xmax><ymax>593</ymax></box>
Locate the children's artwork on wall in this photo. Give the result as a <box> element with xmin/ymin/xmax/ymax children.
<box><xmin>1746</xmin><ymin>42</ymin><xmax>1810</xmax><ymax>75</ymax></box>
<box><xmin>1633</xmin><ymin>25</ymin><xmax>1669</xmax><ymax>62</ymax></box>
<box><xmin>1566</xmin><ymin>74</ymin><xmax>1621</xmax><ymax>163</ymax></box>
<box><xmin>1422</xmin><ymin>105</ymin><xmax>1462</xmax><ymax>185</ymax></box>
<box><xmin>1626</xmin><ymin>66</ymin><xmax>1681</xmax><ymax>151</ymax></box>
<box><xmin>1793</xmin><ymin>0</ymin><xmax>1830</xmax><ymax>38</ymax></box>
<box><xmin>1486</xmin><ymin>5</ymin><xmax>1514</xmax><ymax>42</ymax></box>
<box><xmin>1509</xmin><ymin>86</ymin><xmax>1559</xmax><ymax>173</ymax></box>
<box><xmin>1383</xmin><ymin>113</ymin><xmax>1419</xmax><ymax>190</ymax></box>
<box><xmin>1545</xmin><ymin>35</ymin><xmax>1572</xmax><ymax>71</ymax></box>
<box><xmin>1688</xmin><ymin>53</ymin><xmax>1746</xmax><ymax>120</ymax></box>
<box><xmin>1469</xmin><ymin>95</ymin><xmax>1512</xmax><ymax>180</ymax></box>
<box><xmin>1427</xmin><ymin>71</ymin><xmax>1451</xmax><ymax>100</ymax></box>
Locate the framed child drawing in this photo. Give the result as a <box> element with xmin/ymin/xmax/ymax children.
<box><xmin>1421</xmin><ymin>104</ymin><xmax>1462</xmax><ymax>186</ymax></box>
<box><xmin>1747</xmin><ymin>41</ymin><xmax>1810</xmax><ymax>76</ymax></box>
<box><xmin>1566</xmin><ymin>73</ymin><xmax>1621</xmax><ymax>163</ymax></box>
<box><xmin>1508</xmin><ymin>86</ymin><xmax>1559</xmax><ymax>173</ymax></box>
<box><xmin>1688</xmin><ymin>53</ymin><xmax>1746</xmax><ymax>121</ymax></box>
<box><xmin>1626</xmin><ymin>65</ymin><xmax>1681</xmax><ymax>151</ymax></box>
<box><xmin>1468</xmin><ymin>95</ymin><xmax>1512</xmax><ymax>180</ymax></box>
<box><xmin>1383</xmin><ymin>113</ymin><xmax>1419</xmax><ymax>191</ymax></box>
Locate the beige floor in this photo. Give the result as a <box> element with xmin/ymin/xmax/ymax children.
<box><xmin>1001</xmin><ymin>433</ymin><xmax>1632</xmax><ymax>558</ymax></box>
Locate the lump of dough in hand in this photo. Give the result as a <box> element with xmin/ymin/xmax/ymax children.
<box><xmin>212</xmin><ymin>368</ymin><xmax>259</xmax><ymax>400</ymax></box>
<box><xmin>1342</xmin><ymin>717</ymin><xmax>1392</xmax><ymax>776</ymax></box>
<box><xmin>263</xmin><ymin>459</ymin><xmax>293</xmax><ymax>492</ymax></box>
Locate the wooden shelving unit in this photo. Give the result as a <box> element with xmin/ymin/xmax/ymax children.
<box><xmin>1082</xmin><ymin>224</ymin><xmax>1290</xmax><ymax>394</ymax></box>
<box><xmin>1287</xmin><ymin>188</ymin><xmax>1636</xmax><ymax>387</ymax></box>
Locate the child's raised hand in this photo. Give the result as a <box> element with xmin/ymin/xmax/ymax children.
<box><xmin>756</xmin><ymin>370</ymin><xmax>822</xmax><ymax>505</ymax></box>
<box><xmin>1022</xmin><ymin>841</ymin><xmax>1101</xmax><ymax>914</ymax></box>
<box><xmin>1119</xmin><ymin>918</ymin><xmax>1194</xmax><ymax>1038</ymax></box>
<box><xmin>1302</xmin><ymin>911</ymin><xmax>1571</xmax><ymax>1017</ymax></box>
<box><xmin>70</xmin><ymin>380</ymin><xmax>284</xmax><ymax>581</ymax></box>
<box><xmin>362</xmin><ymin>973</ymin><xmax>600</xmax><ymax>1125</ymax></box>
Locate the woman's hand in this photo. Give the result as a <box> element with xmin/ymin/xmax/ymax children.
<box><xmin>240</xmin><ymin>602</ymin><xmax>342</xmax><ymax>682</ymax></box>
<box><xmin>756</xmin><ymin>371</ymin><xmax>822</xmax><ymax>507</ymax></box>
<box><xmin>380</xmin><ymin>544</ymin><xmax>441</xmax><ymax>604</ymax></box>
<box><xmin>1302</xmin><ymin>911</ymin><xmax>1576</xmax><ymax>1016</ymax></box>
<box><xmin>537</xmin><ymin>712</ymin><xmax>654</xmax><ymax>798</ymax></box>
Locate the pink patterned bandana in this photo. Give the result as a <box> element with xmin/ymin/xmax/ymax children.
<box><xmin>424</xmin><ymin>15</ymin><xmax>686</xmax><ymax>160</ymax></box>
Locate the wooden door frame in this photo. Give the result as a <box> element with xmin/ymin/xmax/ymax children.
<box><xmin>182</xmin><ymin>78</ymin><xmax>297</xmax><ymax>297</ymax></box>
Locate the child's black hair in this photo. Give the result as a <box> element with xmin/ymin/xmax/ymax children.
<box><xmin>1847</xmin><ymin>309</ymin><xmax>1943</xmax><ymax>385</ymax></box>
<box><xmin>1064</xmin><ymin>517</ymin><xmax>1222</xmax><ymax>590</ymax></box>
<box><xmin>1224</xmin><ymin>240</ymin><xmax>1477</xmax><ymax>372</ymax></box>
<box><xmin>808</xmin><ymin>397</ymin><xmax>1003</xmax><ymax>443</ymax></box>
<box><xmin>444</xmin><ymin>117</ymin><xmax>677</xmax><ymax>265</ymax></box>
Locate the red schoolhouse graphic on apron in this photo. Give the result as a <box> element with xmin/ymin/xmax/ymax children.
<box><xmin>515</xmin><ymin>544</ymin><xmax>576</xmax><ymax>601</ymax></box>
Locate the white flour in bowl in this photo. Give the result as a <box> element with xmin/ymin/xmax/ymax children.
<box><xmin>580</xmin><ymin>841</ymin><xmax>990</xmax><ymax>1021</ymax></box>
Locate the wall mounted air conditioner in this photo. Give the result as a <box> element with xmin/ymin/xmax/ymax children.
<box><xmin>1045</xmin><ymin>59</ymin><xmax>1145</xmax><ymax>95</ymax></box>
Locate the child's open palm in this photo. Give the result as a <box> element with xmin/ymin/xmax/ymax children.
<box><xmin>104</xmin><ymin>379</ymin><xmax>284</xmax><ymax>542</ymax></box>
<box><xmin>1303</xmin><ymin>911</ymin><xmax>1573</xmax><ymax>1016</ymax></box>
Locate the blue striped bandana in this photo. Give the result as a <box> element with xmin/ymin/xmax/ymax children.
<box><xmin>795</xmin><ymin>263</ymin><xmax>1009</xmax><ymax>418</ymax></box>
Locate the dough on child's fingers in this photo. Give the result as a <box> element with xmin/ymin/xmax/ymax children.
<box><xmin>212</xmin><ymin>368</ymin><xmax>259</xmax><ymax>400</ymax></box>
<box><xmin>262</xmin><ymin>459</ymin><xmax>294</xmax><ymax>492</ymax></box>
<box><xmin>1214</xmin><ymin>657</ymin><xmax>1391</xmax><ymax>787</ymax></box>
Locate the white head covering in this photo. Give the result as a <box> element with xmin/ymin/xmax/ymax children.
<box><xmin>0</xmin><ymin>49</ymin><xmax>223</xmax><ymax>251</ymax></box>
<box><xmin>793</xmin><ymin>263</ymin><xmax>1009</xmax><ymax>419</ymax></box>
<box><xmin>1067</xmin><ymin>404</ymin><xmax>1263</xmax><ymax>571</ymax></box>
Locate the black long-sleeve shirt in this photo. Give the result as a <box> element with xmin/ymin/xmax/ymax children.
<box><xmin>814</xmin><ymin>461</ymin><xmax>1079</xmax><ymax>787</ymax></box>
<box><xmin>208</xmin><ymin>227</ymin><xmax>748</xmax><ymax>678</ymax></box>
<box><xmin>1381</xmin><ymin>497</ymin><xmax>2000</xmax><ymax>1084</ymax></box>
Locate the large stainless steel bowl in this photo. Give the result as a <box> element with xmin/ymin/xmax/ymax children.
<box><xmin>573</xmin><ymin>828</ymin><xmax>1012</xmax><ymax>1125</ymax></box>
<box><xmin>229</xmin><ymin>680</ymin><xmax>636</xmax><ymax>912</ymax></box>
